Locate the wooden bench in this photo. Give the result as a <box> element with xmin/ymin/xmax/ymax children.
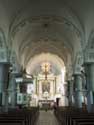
<box><xmin>0</xmin><ymin>107</ymin><xmax>39</xmax><ymax>125</ymax></box>
<box><xmin>0</xmin><ymin>114</ymin><xmax>27</xmax><ymax>125</ymax></box>
<box><xmin>68</xmin><ymin>115</ymin><xmax>94</xmax><ymax>125</ymax></box>
<box><xmin>54</xmin><ymin>106</ymin><xmax>94</xmax><ymax>125</ymax></box>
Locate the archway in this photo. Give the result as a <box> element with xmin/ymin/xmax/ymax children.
<box><xmin>25</xmin><ymin>53</ymin><xmax>68</xmax><ymax>108</ymax></box>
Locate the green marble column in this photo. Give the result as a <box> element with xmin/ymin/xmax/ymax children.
<box><xmin>67</xmin><ymin>80</ymin><xmax>73</xmax><ymax>106</ymax></box>
<box><xmin>74</xmin><ymin>74</ymin><xmax>83</xmax><ymax>108</ymax></box>
<box><xmin>9</xmin><ymin>73</ymin><xmax>17</xmax><ymax>109</ymax></box>
<box><xmin>85</xmin><ymin>63</ymin><xmax>94</xmax><ymax>112</ymax></box>
<box><xmin>0</xmin><ymin>62</ymin><xmax>10</xmax><ymax>112</ymax></box>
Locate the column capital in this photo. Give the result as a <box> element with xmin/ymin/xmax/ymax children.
<box><xmin>0</xmin><ymin>62</ymin><xmax>10</xmax><ymax>64</ymax></box>
<box><xmin>83</xmin><ymin>62</ymin><xmax>94</xmax><ymax>66</ymax></box>
<box><xmin>0</xmin><ymin>62</ymin><xmax>10</xmax><ymax>69</ymax></box>
<box><xmin>11</xmin><ymin>72</ymin><xmax>22</xmax><ymax>77</ymax></box>
<box><xmin>72</xmin><ymin>73</ymin><xmax>82</xmax><ymax>77</ymax></box>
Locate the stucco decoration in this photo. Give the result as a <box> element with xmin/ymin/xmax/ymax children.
<box><xmin>10</xmin><ymin>16</ymin><xmax>83</xmax><ymax>55</ymax></box>
<box><xmin>9</xmin><ymin>2</ymin><xmax>84</xmax><ymax>67</ymax></box>
<box><xmin>21</xmin><ymin>39</ymin><xmax>72</xmax><ymax>67</ymax></box>
<box><xmin>0</xmin><ymin>28</ymin><xmax>8</xmax><ymax>62</ymax></box>
<box><xmin>65</xmin><ymin>53</ymin><xmax>73</xmax><ymax>80</ymax></box>
<box><xmin>84</xmin><ymin>30</ymin><xmax>94</xmax><ymax>63</ymax></box>
<box><xmin>10</xmin><ymin>51</ymin><xmax>21</xmax><ymax>73</ymax></box>
<box><xmin>66</xmin><ymin>65</ymin><xmax>73</xmax><ymax>81</ymax></box>
<box><xmin>88</xmin><ymin>30</ymin><xmax>94</xmax><ymax>49</ymax></box>
<box><xmin>11</xmin><ymin>16</ymin><xmax>82</xmax><ymax>39</ymax></box>
<box><xmin>9</xmin><ymin>0</ymin><xmax>84</xmax><ymax>43</ymax></box>
<box><xmin>73</xmin><ymin>51</ymin><xmax>83</xmax><ymax>74</ymax></box>
<box><xmin>8</xmin><ymin>1</ymin><xmax>84</xmax><ymax>72</ymax></box>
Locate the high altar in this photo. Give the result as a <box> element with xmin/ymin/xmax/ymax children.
<box><xmin>17</xmin><ymin>62</ymin><xmax>67</xmax><ymax>108</ymax></box>
<box><xmin>31</xmin><ymin>73</ymin><xmax>63</xmax><ymax>108</ymax></box>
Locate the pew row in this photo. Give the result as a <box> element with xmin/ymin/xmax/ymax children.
<box><xmin>54</xmin><ymin>106</ymin><xmax>94</xmax><ymax>125</ymax></box>
<box><xmin>0</xmin><ymin>107</ymin><xmax>39</xmax><ymax>125</ymax></box>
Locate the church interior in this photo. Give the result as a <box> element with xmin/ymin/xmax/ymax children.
<box><xmin>0</xmin><ymin>0</ymin><xmax>94</xmax><ymax>124</ymax></box>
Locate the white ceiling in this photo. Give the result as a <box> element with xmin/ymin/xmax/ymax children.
<box><xmin>0</xmin><ymin>0</ymin><xmax>93</xmax><ymax>71</ymax></box>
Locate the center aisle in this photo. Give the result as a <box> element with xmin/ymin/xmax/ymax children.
<box><xmin>36</xmin><ymin>110</ymin><xmax>59</xmax><ymax>125</ymax></box>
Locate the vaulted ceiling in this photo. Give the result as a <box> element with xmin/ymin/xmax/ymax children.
<box><xmin>0</xmin><ymin>0</ymin><xmax>93</xmax><ymax>74</ymax></box>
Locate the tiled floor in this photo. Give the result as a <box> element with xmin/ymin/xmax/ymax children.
<box><xmin>36</xmin><ymin>110</ymin><xmax>59</xmax><ymax>125</ymax></box>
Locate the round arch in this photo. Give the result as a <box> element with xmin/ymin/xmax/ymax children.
<box><xmin>26</xmin><ymin>52</ymin><xmax>65</xmax><ymax>75</ymax></box>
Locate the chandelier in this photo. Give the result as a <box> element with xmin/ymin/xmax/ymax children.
<box><xmin>41</xmin><ymin>62</ymin><xmax>51</xmax><ymax>80</ymax></box>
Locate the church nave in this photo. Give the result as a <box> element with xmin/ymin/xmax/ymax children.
<box><xmin>36</xmin><ymin>110</ymin><xmax>59</xmax><ymax>125</ymax></box>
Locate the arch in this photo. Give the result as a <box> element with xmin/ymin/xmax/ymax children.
<box><xmin>21</xmin><ymin>40</ymin><xmax>72</xmax><ymax>69</ymax></box>
<box><xmin>8</xmin><ymin>0</ymin><xmax>84</xmax><ymax>72</ymax></box>
<box><xmin>9</xmin><ymin>0</ymin><xmax>84</xmax><ymax>52</ymax></box>
<box><xmin>26</xmin><ymin>53</ymin><xmax>65</xmax><ymax>75</ymax></box>
<box><xmin>9</xmin><ymin>0</ymin><xmax>84</xmax><ymax>40</ymax></box>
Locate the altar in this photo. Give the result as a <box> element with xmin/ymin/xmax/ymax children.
<box><xmin>38</xmin><ymin>99</ymin><xmax>54</xmax><ymax>109</ymax></box>
<box><xmin>26</xmin><ymin>62</ymin><xmax>66</xmax><ymax>107</ymax></box>
<box><xmin>36</xmin><ymin>73</ymin><xmax>57</xmax><ymax>100</ymax></box>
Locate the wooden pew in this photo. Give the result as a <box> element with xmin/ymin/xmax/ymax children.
<box><xmin>0</xmin><ymin>107</ymin><xmax>39</xmax><ymax>125</ymax></box>
<box><xmin>68</xmin><ymin>114</ymin><xmax>94</xmax><ymax>125</ymax></box>
<box><xmin>0</xmin><ymin>119</ymin><xmax>25</xmax><ymax>125</ymax></box>
<box><xmin>9</xmin><ymin>107</ymin><xmax>39</xmax><ymax>125</ymax></box>
<box><xmin>54</xmin><ymin>106</ymin><xmax>94</xmax><ymax>125</ymax></box>
<box><xmin>73</xmin><ymin>119</ymin><xmax>94</xmax><ymax>125</ymax></box>
<box><xmin>0</xmin><ymin>113</ymin><xmax>28</xmax><ymax>125</ymax></box>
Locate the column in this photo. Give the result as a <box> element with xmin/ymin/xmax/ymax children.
<box><xmin>0</xmin><ymin>62</ymin><xmax>10</xmax><ymax>112</ymax></box>
<box><xmin>50</xmin><ymin>81</ymin><xmax>53</xmax><ymax>99</ymax></box>
<box><xmin>67</xmin><ymin>80</ymin><xmax>73</xmax><ymax>106</ymax></box>
<box><xmin>54</xmin><ymin>77</ymin><xmax>56</xmax><ymax>94</ymax></box>
<box><xmin>35</xmin><ymin>77</ymin><xmax>37</xmax><ymax>94</ymax></box>
<box><xmin>73</xmin><ymin>74</ymin><xmax>83</xmax><ymax>108</ymax></box>
<box><xmin>9</xmin><ymin>73</ymin><xmax>17</xmax><ymax>109</ymax></box>
<box><xmin>38</xmin><ymin>80</ymin><xmax>42</xmax><ymax>99</ymax></box>
<box><xmin>85</xmin><ymin>63</ymin><xmax>94</xmax><ymax>112</ymax></box>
